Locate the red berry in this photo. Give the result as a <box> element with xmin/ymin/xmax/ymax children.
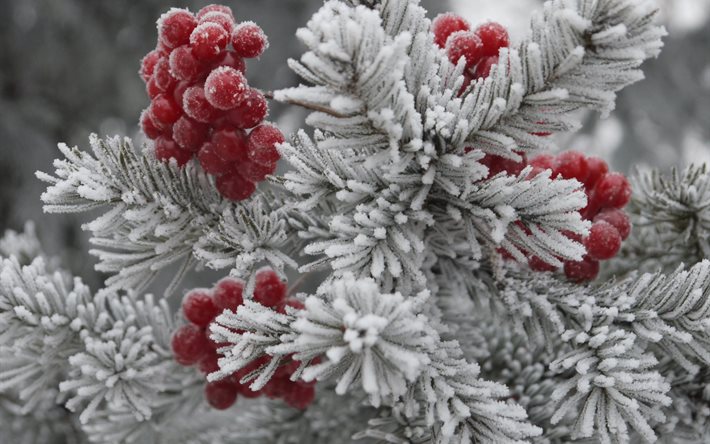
<box><xmin>190</xmin><ymin>22</ymin><xmax>229</xmax><ymax>61</ymax></box>
<box><xmin>226</xmin><ymin>89</ymin><xmax>268</xmax><ymax>129</ymax></box>
<box><xmin>213</xmin><ymin>278</ymin><xmax>245</xmax><ymax>311</ymax></box>
<box><xmin>205</xmin><ymin>66</ymin><xmax>247</xmax><ymax>110</ymax></box>
<box><xmin>592</xmin><ymin>172</ymin><xmax>632</xmax><ymax>210</ymax></box>
<box><xmin>197</xmin><ymin>4</ymin><xmax>234</xmax><ymax>21</ymax></box>
<box><xmin>432</xmin><ymin>13</ymin><xmax>470</xmax><ymax>48</ymax></box>
<box><xmin>479</xmin><ymin>153</ymin><xmax>526</xmax><ymax>178</ymax></box>
<box><xmin>168</xmin><ymin>45</ymin><xmax>201</xmax><ymax>82</ymax></box>
<box><xmin>564</xmin><ymin>256</ymin><xmax>600</xmax><ymax>283</ymax></box>
<box><xmin>173</xmin><ymin>116</ymin><xmax>209</xmax><ymax>152</ymax></box>
<box><xmin>146</xmin><ymin>76</ymin><xmax>162</xmax><ymax>99</ymax></box>
<box><xmin>182</xmin><ymin>289</ymin><xmax>220</xmax><ymax>327</ymax></box>
<box><xmin>183</xmin><ymin>85</ymin><xmax>222</xmax><ymax>123</ymax></box>
<box><xmin>585</xmin><ymin>220</ymin><xmax>622</xmax><ymax>260</ymax></box>
<box><xmin>140</xmin><ymin>109</ymin><xmax>163</xmax><ymax>139</ymax></box>
<box><xmin>155</xmin><ymin>136</ymin><xmax>192</xmax><ymax>166</ymax></box>
<box><xmin>217</xmin><ymin>52</ymin><xmax>247</xmax><ymax>74</ymax></box>
<box><xmin>216</xmin><ymin>170</ymin><xmax>257</xmax><ymax>201</ymax></box>
<box><xmin>199</xmin><ymin>350</ymin><xmax>220</xmax><ymax>375</ymax></box>
<box><xmin>529</xmin><ymin>256</ymin><xmax>557</xmax><ymax>272</ymax></box>
<box><xmin>584</xmin><ymin>157</ymin><xmax>610</xmax><ymax>188</ymax></box>
<box><xmin>158</xmin><ymin>8</ymin><xmax>198</xmax><ymax>49</ymax></box>
<box><xmin>199</xmin><ymin>11</ymin><xmax>235</xmax><ymax>34</ymax></box>
<box><xmin>253</xmin><ymin>269</ymin><xmax>287</xmax><ymax>307</ymax></box>
<box><xmin>263</xmin><ymin>376</ymin><xmax>291</xmax><ymax>399</ymax></box>
<box><xmin>150</xmin><ymin>94</ymin><xmax>182</xmax><ymax>125</ymax></box>
<box><xmin>153</xmin><ymin>57</ymin><xmax>177</xmax><ymax>92</ymax></box>
<box><xmin>212</xmin><ymin>128</ymin><xmax>249</xmax><ymax>162</ymax></box>
<box><xmin>237</xmin><ymin>383</ymin><xmax>262</xmax><ymax>398</ymax></box>
<box><xmin>594</xmin><ymin>208</ymin><xmax>631</xmax><ymax>240</ymax></box>
<box><xmin>140</xmin><ymin>49</ymin><xmax>162</xmax><ymax>82</ymax></box>
<box><xmin>475</xmin><ymin>22</ymin><xmax>510</xmax><ymax>57</ymax></box>
<box><xmin>240</xmin><ymin>159</ymin><xmax>276</xmax><ymax>182</ymax></box>
<box><xmin>529</xmin><ymin>154</ymin><xmax>556</xmax><ymax>171</ymax></box>
<box><xmin>445</xmin><ymin>31</ymin><xmax>484</xmax><ymax>69</ymax></box>
<box><xmin>173</xmin><ymin>81</ymin><xmax>190</xmax><ymax>108</ymax></box>
<box><xmin>204</xmin><ymin>380</ymin><xmax>238</xmax><ymax>410</ymax></box>
<box><xmin>284</xmin><ymin>383</ymin><xmax>316</xmax><ymax>410</ymax></box>
<box><xmin>232</xmin><ymin>23</ymin><xmax>269</xmax><ymax>59</ymax></box>
<box><xmin>473</xmin><ymin>55</ymin><xmax>498</xmax><ymax>79</ymax></box>
<box><xmin>171</xmin><ymin>324</ymin><xmax>210</xmax><ymax>365</ymax></box>
<box><xmin>247</xmin><ymin>124</ymin><xmax>284</xmax><ymax>166</ymax></box>
<box><xmin>554</xmin><ymin>151</ymin><xmax>589</xmax><ymax>183</ymax></box>
<box><xmin>198</xmin><ymin>142</ymin><xmax>233</xmax><ymax>175</ymax></box>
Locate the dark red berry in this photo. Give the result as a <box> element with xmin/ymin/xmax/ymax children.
<box><xmin>217</xmin><ymin>52</ymin><xmax>247</xmax><ymax>74</ymax></box>
<box><xmin>198</xmin><ymin>142</ymin><xmax>233</xmax><ymax>175</ymax></box>
<box><xmin>212</xmin><ymin>128</ymin><xmax>249</xmax><ymax>162</ymax></box>
<box><xmin>263</xmin><ymin>376</ymin><xmax>291</xmax><ymax>399</ymax></box>
<box><xmin>197</xmin><ymin>4</ymin><xmax>234</xmax><ymax>21</ymax></box>
<box><xmin>173</xmin><ymin>81</ymin><xmax>190</xmax><ymax>108</ymax></box>
<box><xmin>247</xmin><ymin>124</ymin><xmax>284</xmax><ymax>165</ymax></box>
<box><xmin>432</xmin><ymin>13</ymin><xmax>470</xmax><ymax>48</ymax></box>
<box><xmin>205</xmin><ymin>380</ymin><xmax>238</xmax><ymax>409</ymax></box>
<box><xmin>232</xmin><ymin>22</ymin><xmax>269</xmax><ymax>58</ymax></box>
<box><xmin>146</xmin><ymin>76</ymin><xmax>162</xmax><ymax>99</ymax></box>
<box><xmin>171</xmin><ymin>324</ymin><xmax>210</xmax><ymax>365</ymax></box>
<box><xmin>190</xmin><ymin>22</ymin><xmax>229</xmax><ymax>61</ymax></box>
<box><xmin>480</xmin><ymin>153</ymin><xmax>526</xmax><ymax>178</ymax></box>
<box><xmin>205</xmin><ymin>66</ymin><xmax>247</xmax><ymax>110</ymax></box>
<box><xmin>183</xmin><ymin>85</ymin><xmax>222</xmax><ymax>123</ymax></box>
<box><xmin>155</xmin><ymin>136</ymin><xmax>192</xmax><ymax>166</ymax></box>
<box><xmin>226</xmin><ymin>89</ymin><xmax>268</xmax><ymax>129</ymax></box>
<box><xmin>592</xmin><ymin>172</ymin><xmax>632</xmax><ymax>210</ymax></box>
<box><xmin>475</xmin><ymin>22</ymin><xmax>510</xmax><ymax>58</ymax></box>
<box><xmin>529</xmin><ymin>256</ymin><xmax>557</xmax><ymax>272</ymax></box>
<box><xmin>238</xmin><ymin>383</ymin><xmax>262</xmax><ymax>398</ymax></box>
<box><xmin>158</xmin><ymin>8</ymin><xmax>198</xmax><ymax>49</ymax></box>
<box><xmin>173</xmin><ymin>116</ymin><xmax>209</xmax><ymax>152</ymax></box>
<box><xmin>140</xmin><ymin>49</ymin><xmax>162</xmax><ymax>82</ymax></box>
<box><xmin>594</xmin><ymin>208</ymin><xmax>631</xmax><ymax>240</ymax></box>
<box><xmin>585</xmin><ymin>220</ymin><xmax>622</xmax><ymax>260</ymax></box>
<box><xmin>213</xmin><ymin>278</ymin><xmax>245</xmax><ymax>311</ymax></box>
<box><xmin>584</xmin><ymin>157</ymin><xmax>609</xmax><ymax>188</ymax></box>
<box><xmin>253</xmin><ymin>269</ymin><xmax>287</xmax><ymax>307</ymax></box>
<box><xmin>564</xmin><ymin>256</ymin><xmax>600</xmax><ymax>283</ymax></box>
<box><xmin>153</xmin><ymin>57</ymin><xmax>177</xmax><ymax>92</ymax></box>
<box><xmin>199</xmin><ymin>11</ymin><xmax>235</xmax><ymax>34</ymax></box>
<box><xmin>182</xmin><ymin>289</ymin><xmax>220</xmax><ymax>327</ymax></box>
<box><xmin>216</xmin><ymin>171</ymin><xmax>257</xmax><ymax>201</ymax></box>
<box><xmin>150</xmin><ymin>94</ymin><xmax>182</xmax><ymax>125</ymax></box>
<box><xmin>240</xmin><ymin>159</ymin><xmax>276</xmax><ymax>182</ymax></box>
<box><xmin>199</xmin><ymin>349</ymin><xmax>220</xmax><ymax>375</ymax></box>
<box><xmin>446</xmin><ymin>31</ymin><xmax>484</xmax><ymax>69</ymax></box>
<box><xmin>141</xmin><ymin>109</ymin><xmax>163</xmax><ymax>139</ymax></box>
<box><xmin>169</xmin><ymin>45</ymin><xmax>201</xmax><ymax>82</ymax></box>
<box><xmin>554</xmin><ymin>151</ymin><xmax>589</xmax><ymax>183</ymax></box>
<box><xmin>284</xmin><ymin>383</ymin><xmax>315</xmax><ymax>410</ymax></box>
<box><xmin>473</xmin><ymin>55</ymin><xmax>498</xmax><ymax>79</ymax></box>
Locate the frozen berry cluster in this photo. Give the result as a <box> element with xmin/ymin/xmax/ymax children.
<box><xmin>526</xmin><ymin>151</ymin><xmax>632</xmax><ymax>282</ymax></box>
<box><xmin>139</xmin><ymin>5</ymin><xmax>284</xmax><ymax>201</ymax></box>
<box><xmin>170</xmin><ymin>269</ymin><xmax>315</xmax><ymax>410</ymax></box>
<box><xmin>432</xmin><ymin>13</ymin><xmax>510</xmax><ymax>91</ymax></box>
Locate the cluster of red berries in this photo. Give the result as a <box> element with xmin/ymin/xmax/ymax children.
<box><xmin>139</xmin><ymin>5</ymin><xmax>284</xmax><ymax>201</ymax></box>
<box><xmin>432</xmin><ymin>13</ymin><xmax>510</xmax><ymax>91</ymax></box>
<box><xmin>170</xmin><ymin>268</ymin><xmax>315</xmax><ymax>410</ymax></box>
<box><xmin>526</xmin><ymin>152</ymin><xmax>632</xmax><ymax>282</ymax></box>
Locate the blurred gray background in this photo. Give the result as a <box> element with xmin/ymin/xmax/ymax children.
<box><xmin>1</xmin><ymin>0</ymin><xmax>708</xmax><ymax>289</ymax></box>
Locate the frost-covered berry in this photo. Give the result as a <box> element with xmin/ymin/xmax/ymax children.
<box><xmin>253</xmin><ymin>269</ymin><xmax>287</xmax><ymax>307</ymax></box>
<box><xmin>473</xmin><ymin>55</ymin><xmax>498</xmax><ymax>79</ymax></box>
<box><xmin>432</xmin><ymin>13</ymin><xmax>470</xmax><ymax>48</ymax></box>
<box><xmin>232</xmin><ymin>23</ymin><xmax>269</xmax><ymax>58</ymax></box>
<box><xmin>199</xmin><ymin>350</ymin><xmax>220</xmax><ymax>375</ymax></box>
<box><xmin>197</xmin><ymin>4</ymin><xmax>234</xmax><ymax>21</ymax></box>
<box><xmin>198</xmin><ymin>142</ymin><xmax>233</xmax><ymax>175</ymax></box>
<box><xmin>594</xmin><ymin>208</ymin><xmax>631</xmax><ymax>240</ymax></box>
<box><xmin>584</xmin><ymin>156</ymin><xmax>609</xmax><ymax>188</ymax></box>
<box><xmin>169</xmin><ymin>45</ymin><xmax>202</xmax><ymax>82</ymax></box>
<box><xmin>284</xmin><ymin>383</ymin><xmax>316</xmax><ymax>410</ymax></box>
<box><xmin>171</xmin><ymin>324</ymin><xmax>210</xmax><ymax>365</ymax></box>
<box><xmin>150</xmin><ymin>94</ymin><xmax>182</xmax><ymax>125</ymax></box>
<box><xmin>205</xmin><ymin>66</ymin><xmax>247</xmax><ymax>110</ymax></box>
<box><xmin>146</xmin><ymin>76</ymin><xmax>162</xmax><ymax>99</ymax></box>
<box><xmin>247</xmin><ymin>124</ymin><xmax>284</xmax><ymax>166</ymax></box>
<box><xmin>158</xmin><ymin>8</ymin><xmax>198</xmax><ymax>49</ymax></box>
<box><xmin>592</xmin><ymin>172</ymin><xmax>632</xmax><ymax>210</ymax></box>
<box><xmin>564</xmin><ymin>256</ymin><xmax>600</xmax><ymax>283</ymax></box>
<box><xmin>190</xmin><ymin>22</ymin><xmax>229</xmax><ymax>61</ymax></box>
<box><xmin>172</xmin><ymin>116</ymin><xmax>209</xmax><ymax>152</ymax></box>
<box><xmin>140</xmin><ymin>49</ymin><xmax>162</xmax><ymax>82</ymax></box>
<box><xmin>213</xmin><ymin>278</ymin><xmax>244</xmax><ymax>311</ymax></box>
<box><xmin>554</xmin><ymin>150</ymin><xmax>589</xmax><ymax>182</ymax></box>
<box><xmin>153</xmin><ymin>57</ymin><xmax>177</xmax><ymax>92</ymax></box>
<box><xmin>182</xmin><ymin>289</ymin><xmax>220</xmax><ymax>327</ymax></box>
<box><xmin>528</xmin><ymin>256</ymin><xmax>557</xmax><ymax>272</ymax></box>
<box><xmin>240</xmin><ymin>159</ymin><xmax>277</xmax><ymax>183</ymax></box>
<box><xmin>155</xmin><ymin>136</ymin><xmax>192</xmax><ymax>166</ymax></box>
<box><xmin>183</xmin><ymin>85</ymin><xmax>222</xmax><ymax>123</ymax></box>
<box><xmin>199</xmin><ymin>11</ymin><xmax>235</xmax><ymax>34</ymax></box>
<box><xmin>585</xmin><ymin>220</ymin><xmax>622</xmax><ymax>260</ymax></box>
<box><xmin>475</xmin><ymin>22</ymin><xmax>510</xmax><ymax>57</ymax></box>
<box><xmin>445</xmin><ymin>31</ymin><xmax>484</xmax><ymax>69</ymax></box>
<box><xmin>140</xmin><ymin>109</ymin><xmax>163</xmax><ymax>139</ymax></box>
<box><xmin>216</xmin><ymin>171</ymin><xmax>256</xmax><ymax>201</ymax></box>
<box><xmin>173</xmin><ymin>81</ymin><xmax>190</xmax><ymax>108</ymax></box>
<box><xmin>205</xmin><ymin>380</ymin><xmax>238</xmax><ymax>410</ymax></box>
<box><xmin>226</xmin><ymin>88</ymin><xmax>267</xmax><ymax>129</ymax></box>
<box><xmin>218</xmin><ymin>52</ymin><xmax>247</xmax><ymax>74</ymax></box>
<box><xmin>211</xmin><ymin>128</ymin><xmax>249</xmax><ymax>162</ymax></box>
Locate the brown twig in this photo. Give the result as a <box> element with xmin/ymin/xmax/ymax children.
<box><xmin>262</xmin><ymin>90</ymin><xmax>348</xmax><ymax>118</ymax></box>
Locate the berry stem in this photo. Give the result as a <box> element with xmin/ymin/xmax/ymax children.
<box><xmin>262</xmin><ymin>90</ymin><xmax>347</xmax><ymax>118</ymax></box>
